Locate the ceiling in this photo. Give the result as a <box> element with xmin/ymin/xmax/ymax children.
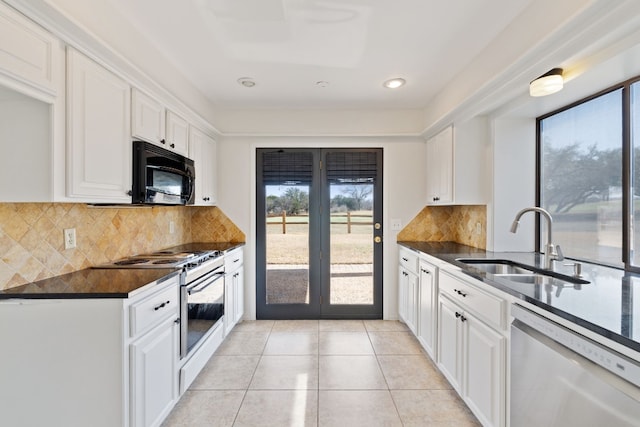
<box><xmin>107</xmin><ymin>0</ymin><xmax>532</xmax><ymax>110</ymax></box>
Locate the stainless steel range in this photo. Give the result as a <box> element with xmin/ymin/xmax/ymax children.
<box><xmin>101</xmin><ymin>249</ymin><xmax>220</xmax><ymax>269</ymax></box>
<box><xmin>96</xmin><ymin>247</ymin><xmax>226</xmax><ymax>362</ymax></box>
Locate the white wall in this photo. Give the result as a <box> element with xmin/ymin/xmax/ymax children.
<box><xmin>488</xmin><ymin>118</ymin><xmax>536</xmax><ymax>252</ymax></box>
<box><xmin>211</xmin><ymin>108</ymin><xmax>425</xmax><ymax>136</ymax></box>
<box><xmin>0</xmin><ymin>90</ymin><xmax>52</xmax><ymax>201</ymax></box>
<box><xmin>217</xmin><ymin>135</ymin><xmax>426</xmax><ymax>320</ymax></box>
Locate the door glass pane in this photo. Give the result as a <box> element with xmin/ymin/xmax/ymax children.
<box><xmin>325</xmin><ymin>150</ymin><xmax>378</xmax><ymax>306</ymax></box>
<box><xmin>632</xmin><ymin>81</ymin><xmax>640</xmax><ymax>266</ymax></box>
<box><xmin>540</xmin><ymin>89</ymin><xmax>623</xmax><ymax>266</ymax></box>
<box><xmin>329</xmin><ymin>183</ymin><xmax>374</xmax><ymax>304</ymax></box>
<box><xmin>266</xmin><ymin>185</ymin><xmax>310</xmax><ymax>304</ymax></box>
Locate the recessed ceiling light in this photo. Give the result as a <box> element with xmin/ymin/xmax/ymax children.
<box><xmin>383</xmin><ymin>78</ymin><xmax>406</xmax><ymax>89</ymax></box>
<box><xmin>316</xmin><ymin>81</ymin><xmax>329</xmax><ymax>88</ymax></box>
<box><xmin>237</xmin><ymin>77</ymin><xmax>256</xmax><ymax>88</ymax></box>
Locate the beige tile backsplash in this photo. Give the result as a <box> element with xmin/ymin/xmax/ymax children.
<box><xmin>0</xmin><ymin>203</ymin><xmax>245</xmax><ymax>290</ymax></box>
<box><xmin>397</xmin><ymin>205</ymin><xmax>486</xmax><ymax>249</ymax></box>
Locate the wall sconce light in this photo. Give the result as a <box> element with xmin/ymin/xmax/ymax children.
<box><xmin>529</xmin><ymin>68</ymin><xmax>563</xmax><ymax>97</ymax></box>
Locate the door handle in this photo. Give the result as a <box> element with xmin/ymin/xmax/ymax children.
<box><xmin>374</xmin><ymin>236</ymin><xmax>382</xmax><ymax>243</ymax></box>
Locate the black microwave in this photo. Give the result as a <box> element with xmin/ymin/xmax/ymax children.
<box><xmin>132</xmin><ymin>141</ymin><xmax>195</xmax><ymax>205</ymax></box>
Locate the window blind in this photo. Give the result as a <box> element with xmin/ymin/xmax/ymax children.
<box><xmin>326</xmin><ymin>151</ymin><xmax>377</xmax><ymax>184</ymax></box>
<box><xmin>261</xmin><ymin>151</ymin><xmax>314</xmax><ymax>185</ymax></box>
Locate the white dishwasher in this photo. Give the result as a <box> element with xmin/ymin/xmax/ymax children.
<box><xmin>511</xmin><ymin>304</ymin><xmax>640</xmax><ymax>427</ymax></box>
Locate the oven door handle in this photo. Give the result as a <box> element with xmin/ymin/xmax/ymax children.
<box><xmin>187</xmin><ymin>271</ymin><xmax>225</xmax><ymax>295</ymax></box>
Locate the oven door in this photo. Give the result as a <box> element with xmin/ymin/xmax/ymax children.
<box><xmin>181</xmin><ymin>269</ymin><xmax>224</xmax><ymax>359</ymax></box>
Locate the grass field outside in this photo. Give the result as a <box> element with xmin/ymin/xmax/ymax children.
<box><xmin>265</xmin><ymin>211</ymin><xmax>374</xmax><ymax>305</ymax></box>
<box><xmin>266</xmin><ymin>212</ymin><xmax>373</xmax><ymax>265</ymax></box>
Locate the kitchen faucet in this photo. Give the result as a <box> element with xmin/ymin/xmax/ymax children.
<box><xmin>510</xmin><ymin>207</ymin><xmax>564</xmax><ymax>270</ymax></box>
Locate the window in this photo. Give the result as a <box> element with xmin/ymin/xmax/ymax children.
<box><xmin>538</xmin><ymin>78</ymin><xmax>640</xmax><ymax>270</ymax></box>
<box><xmin>539</xmin><ymin>89</ymin><xmax>623</xmax><ymax>267</ymax></box>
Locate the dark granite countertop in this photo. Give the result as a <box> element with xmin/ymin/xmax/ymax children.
<box><xmin>0</xmin><ymin>242</ymin><xmax>245</xmax><ymax>300</ymax></box>
<box><xmin>0</xmin><ymin>268</ymin><xmax>179</xmax><ymax>299</ymax></box>
<box><xmin>398</xmin><ymin>241</ymin><xmax>640</xmax><ymax>353</ymax></box>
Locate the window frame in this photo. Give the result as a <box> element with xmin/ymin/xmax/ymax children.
<box><xmin>536</xmin><ymin>75</ymin><xmax>640</xmax><ymax>272</ymax></box>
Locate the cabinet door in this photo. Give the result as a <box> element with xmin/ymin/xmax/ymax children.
<box><xmin>463</xmin><ymin>313</ymin><xmax>505</xmax><ymax>427</ymax></box>
<box><xmin>130</xmin><ymin>317</ymin><xmax>178</xmax><ymax>427</ymax></box>
<box><xmin>234</xmin><ymin>267</ymin><xmax>244</xmax><ymax>324</ymax></box>
<box><xmin>66</xmin><ymin>48</ymin><xmax>131</xmax><ymax>202</ymax></box>
<box><xmin>398</xmin><ymin>268</ymin><xmax>408</xmax><ymax>323</ymax></box>
<box><xmin>0</xmin><ymin>2</ymin><xmax>61</xmax><ymax>93</ymax></box>
<box><xmin>426</xmin><ymin>125</ymin><xmax>453</xmax><ymax>204</ymax></box>
<box><xmin>437</xmin><ymin>296</ymin><xmax>462</xmax><ymax>391</ymax></box>
<box><xmin>189</xmin><ymin>126</ymin><xmax>216</xmax><ymax>205</ymax></box>
<box><xmin>224</xmin><ymin>276</ymin><xmax>234</xmax><ymax>335</ymax></box>
<box><xmin>165</xmin><ymin>110</ymin><xmax>189</xmax><ymax>156</ymax></box>
<box><xmin>132</xmin><ymin>88</ymin><xmax>164</xmax><ymax>144</ymax></box>
<box><xmin>418</xmin><ymin>261</ymin><xmax>436</xmax><ymax>357</ymax></box>
<box><xmin>406</xmin><ymin>271</ymin><xmax>419</xmax><ymax>334</ymax></box>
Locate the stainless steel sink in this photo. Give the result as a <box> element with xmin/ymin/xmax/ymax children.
<box><xmin>462</xmin><ymin>262</ymin><xmax>533</xmax><ymax>275</ymax></box>
<box><xmin>456</xmin><ymin>258</ymin><xmax>536</xmax><ymax>275</ymax></box>
<box><xmin>494</xmin><ymin>273</ymin><xmax>555</xmax><ymax>285</ymax></box>
<box><xmin>456</xmin><ymin>258</ymin><xmax>589</xmax><ymax>287</ymax></box>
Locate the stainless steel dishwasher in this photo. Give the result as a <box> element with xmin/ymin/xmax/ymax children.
<box><xmin>511</xmin><ymin>304</ymin><xmax>640</xmax><ymax>427</ymax></box>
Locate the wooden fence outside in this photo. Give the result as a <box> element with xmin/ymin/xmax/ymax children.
<box><xmin>267</xmin><ymin>211</ymin><xmax>373</xmax><ymax>234</ymax></box>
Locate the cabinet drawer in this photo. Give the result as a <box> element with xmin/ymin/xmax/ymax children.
<box><xmin>130</xmin><ymin>285</ymin><xmax>178</xmax><ymax>337</ymax></box>
<box><xmin>439</xmin><ymin>272</ymin><xmax>505</xmax><ymax>330</ymax></box>
<box><xmin>225</xmin><ymin>249</ymin><xmax>244</xmax><ymax>271</ymax></box>
<box><xmin>399</xmin><ymin>247</ymin><xmax>419</xmax><ymax>274</ymax></box>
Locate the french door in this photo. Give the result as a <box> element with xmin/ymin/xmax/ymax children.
<box><xmin>256</xmin><ymin>148</ymin><xmax>383</xmax><ymax>319</ymax></box>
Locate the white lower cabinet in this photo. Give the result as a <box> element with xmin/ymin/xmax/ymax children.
<box><xmin>417</xmin><ymin>259</ymin><xmax>437</xmax><ymax>358</ymax></box>
<box><xmin>224</xmin><ymin>247</ymin><xmax>244</xmax><ymax>334</ymax></box>
<box><xmin>398</xmin><ymin>247</ymin><xmax>419</xmax><ymax>334</ymax></box>
<box><xmin>438</xmin><ymin>295</ymin><xmax>463</xmax><ymax>390</ymax></box>
<box><xmin>437</xmin><ymin>272</ymin><xmax>507</xmax><ymax>427</ymax></box>
<box><xmin>398</xmin><ymin>266</ymin><xmax>419</xmax><ymax>334</ymax></box>
<box><xmin>130</xmin><ymin>316</ymin><xmax>179</xmax><ymax>427</ymax></box>
<box><xmin>0</xmin><ymin>275</ymin><xmax>180</xmax><ymax>427</ymax></box>
<box><xmin>464</xmin><ymin>308</ymin><xmax>505</xmax><ymax>427</ymax></box>
<box><xmin>397</xmin><ymin>244</ymin><xmax>507</xmax><ymax>427</ymax></box>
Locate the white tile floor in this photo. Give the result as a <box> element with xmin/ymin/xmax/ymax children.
<box><xmin>162</xmin><ymin>320</ymin><xmax>480</xmax><ymax>427</ymax></box>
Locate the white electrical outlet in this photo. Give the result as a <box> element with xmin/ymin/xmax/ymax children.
<box><xmin>476</xmin><ymin>222</ymin><xmax>482</xmax><ymax>235</ymax></box>
<box><xmin>169</xmin><ymin>221</ymin><xmax>175</xmax><ymax>234</ymax></box>
<box><xmin>64</xmin><ymin>228</ymin><xmax>76</xmax><ymax>249</ymax></box>
<box><xmin>391</xmin><ymin>218</ymin><xmax>402</xmax><ymax>231</ymax></box>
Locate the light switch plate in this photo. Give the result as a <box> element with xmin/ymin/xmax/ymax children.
<box><xmin>391</xmin><ymin>218</ymin><xmax>402</xmax><ymax>231</ymax></box>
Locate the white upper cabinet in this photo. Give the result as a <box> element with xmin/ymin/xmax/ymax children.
<box><xmin>0</xmin><ymin>2</ymin><xmax>61</xmax><ymax>94</ymax></box>
<box><xmin>165</xmin><ymin>110</ymin><xmax>189</xmax><ymax>155</ymax></box>
<box><xmin>66</xmin><ymin>47</ymin><xmax>132</xmax><ymax>203</ymax></box>
<box><xmin>426</xmin><ymin>125</ymin><xmax>453</xmax><ymax>204</ymax></box>
<box><xmin>131</xmin><ymin>88</ymin><xmax>164</xmax><ymax>144</ymax></box>
<box><xmin>189</xmin><ymin>126</ymin><xmax>217</xmax><ymax>205</ymax></box>
<box><xmin>132</xmin><ymin>88</ymin><xmax>189</xmax><ymax>157</ymax></box>
<box><xmin>426</xmin><ymin>118</ymin><xmax>488</xmax><ymax>205</ymax></box>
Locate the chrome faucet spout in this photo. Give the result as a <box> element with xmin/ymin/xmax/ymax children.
<box><xmin>510</xmin><ymin>207</ymin><xmax>564</xmax><ymax>270</ymax></box>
